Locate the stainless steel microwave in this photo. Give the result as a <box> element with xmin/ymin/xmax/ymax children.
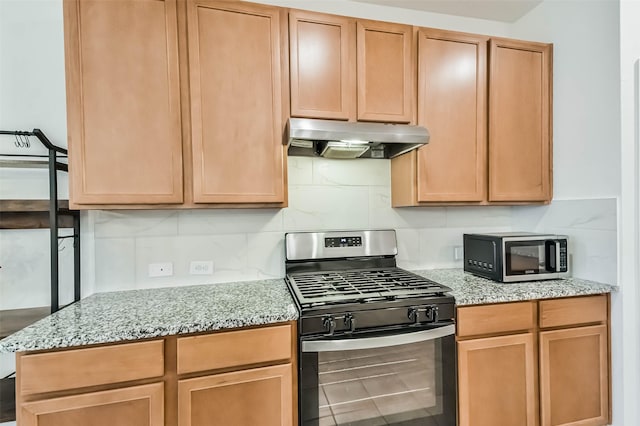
<box><xmin>463</xmin><ymin>232</ymin><xmax>569</xmax><ymax>282</ymax></box>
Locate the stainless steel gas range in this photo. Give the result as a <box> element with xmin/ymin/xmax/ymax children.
<box><xmin>285</xmin><ymin>230</ymin><xmax>456</xmax><ymax>426</ymax></box>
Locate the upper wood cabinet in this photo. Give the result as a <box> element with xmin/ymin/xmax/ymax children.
<box><xmin>289</xmin><ymin>10</ymin><xmax>414</xmax><ymax>122</ymax></box>
<box><xmin>489</xmin><ymin>38</ymin><xmax>552</xmax><ymax>202</ymax></box>
<box><xmin>289</xmin><ymin>10</ymin><xmax>354</xmax><ymax>120</ymax></box>
<box><xmin>187</xmin><ymin>0</ymin><xmax>286</xmax><ymax>204</ymax></box>
<box><xmin>356</xmin><ymin>20</ymin><xmax>414</xmax><ymax>123</ymax></box>
<box><xmin>64</xmin><ymin>0</ymin><xmax>287</xmax><ymax>208</ymax></box>
<box><xmin>391</xmin><ymin>32</ymin><xmax>553</xmax><ymax>206</ymax></box>
<box><xmin>64</xmin><ymin>0</ymin><xmax>184</xmax><ymax>205</ymax></box>
<box><xmin>391</xmin><ymin>29</ymin><xmax>487</xmax><ymax>205</ymax></box>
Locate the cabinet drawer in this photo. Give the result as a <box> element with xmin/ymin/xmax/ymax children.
<box><xmin>177</xmin><ymin>324</ymin><xmax>292</xmax><ymax>375</ymax></box>
<box><xmin>539</xmin><ymin>295</ymin><xmax>608</xmax><ymax>328</ymax></box>
<box><xmin>20</xmin><ymin>340</ymin><xmax>164</xmax><ymax>395</ymax></box>
<box><xmin>457</xmin><ymin>301</ymin><xmax>536</xmax><ymax>338</ymax></box>
<box><xmin>21</xmin><ymin>382</ymin><xmax>164</xmax><ymax>426</ymax></box>
<box><xmin>178</xmin><ymin>364</ymin><xmax>293</xmax><ymax>426</ymax></box>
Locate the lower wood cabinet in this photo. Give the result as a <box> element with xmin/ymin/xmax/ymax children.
<box><xmin>16</xmin><ymin>322</ymin><xmax>296</xmax><ymax>426</ymax></box>
<box><xmin>178</xmin><ymin>364</ymin><xmax>292</xmax><ymax>426</ymax></box>
<box><xmin>458</xmin><ymin>333</ymin><xmax>537</xmax><ymax>426</ymax></box>
<box><xmin>456</xmin><ymin>295</ymin><xmax>610</xmax><ymax>426</ymax></box>
<box><xmin>539</xmin><ymin>325</ymin><xmax>609</xmax><ymax>426</ymax></box>
<box><xmin>21</xmin><ymin>383</ymin><xmax>164</xmax><ymax>426</ymax></box>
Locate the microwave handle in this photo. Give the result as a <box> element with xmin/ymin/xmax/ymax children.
<box><xmin>301</xmin><ymin>324</ymin><xmax>455</xmax><ymax>353</ymax></box>
<box><xmin>545</xmin><ymin>240</ymin><xmax>556</xmax><ymax>272</ymax></box>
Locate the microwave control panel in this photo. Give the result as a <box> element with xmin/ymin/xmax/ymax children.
<box><xmin>558</xmin><ymin>240</ymin><xmax>568</xmax><ymax>272</ymax></box>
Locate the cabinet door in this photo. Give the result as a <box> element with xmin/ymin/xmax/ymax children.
<box><xmin>21</xmin><ymin>383</ymin><xmax>163</xmax><ymax>426</ymax></box>
<box><xmin>356</xmin><ymin>20</ymin><xmax>413</xmax><ymax>123</ymax></box>
<box><xmin>64</xmin><ymin>0</ymin><xmax>183</xmax><ymax>205</ymax></box>
<box><xmin>289</xmin><ymin>10</ymin><xmax>355</xmax><ymax>120</ymax></box>
<box><xmin>489</xmin><ymin>38</ymin><xmax>552</xmax><ymax>202</ymax></box>
<box><xmin>458</xmin><ymin>333</ymin><xmax>537</xmax><ymax>426</ymax></box>
<box><xmin>539</xmin><ymin>325</ymin><xmax>609</xmax><ymax>426</ymax></box>
<box><xmin>187</xmin><ymin>0</ymin><xmax>285</xmax><ymax>204</ymax></box>
<box><xmin>416</xmin><ymin>29</ymin><xmax>488</xmax><ymax>202</ymax></box>
<box><xmin>178</xmin><ymin>363</ymin><xmax>292</xmax><ymax>426</ymax></box>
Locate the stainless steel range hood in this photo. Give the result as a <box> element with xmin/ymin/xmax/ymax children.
<box><xmin>286</xmin><ymin>118</ymin><xmax>429</xmax><ymax>159</ymax></box>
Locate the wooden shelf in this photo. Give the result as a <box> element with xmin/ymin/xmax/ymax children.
<box><xmin>0</xmin><ymin>199</ymin><xmax>70</xmax><ymax>213</ymax></box>
<box><xmin>0</xmin><ymin>200</ymin><xmax>75</xmax><ymax>229</ymax></box>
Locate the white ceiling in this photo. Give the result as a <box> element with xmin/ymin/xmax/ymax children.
<box><xmin>351</xmin><ymin>0</ymin><xmax>543</xmax><ymax>23</ymax></box>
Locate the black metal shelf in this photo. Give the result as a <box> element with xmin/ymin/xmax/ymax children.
<box><xmin>0</xmin><ymin>129</ymin><xmax>80</xmax><ymax>423</ymax></box>
<box><xmin>0</xmin><ymin>128</ymin><xmax>81</xmax><ymax>313</ymax></box>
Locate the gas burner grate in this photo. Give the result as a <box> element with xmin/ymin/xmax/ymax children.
<box><xmin>287</xmin><ymin>268</ymin><xmax>449</xmax><ymax>306</ymax></box>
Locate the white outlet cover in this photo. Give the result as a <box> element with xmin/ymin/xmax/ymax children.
<box><xmin>453</xmin><ymin>246</ymin><xmax>463</xmax><ymax>261</ymax></box>
<box><xmin>148</xmin><ymin>262</ymin><xmax>173</xmax><ymax>277</ymax></box>
<box><xmin>190</xmin><ymin>260</ymin><xmax>214</xmax><ymax>275</ymax></box>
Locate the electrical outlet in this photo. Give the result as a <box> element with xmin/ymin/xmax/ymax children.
<box><xmin>190</xmin><ymin>260</ymin><xmax>214</xmax><ymax>275</ymax></box>
<box><xmin>453</xmin><ymin>246</ymin><xmax>463</xmax><ymax>261</ymax></box>
<box><xmin>148</xmin><ymin>262</ymin><xmax>173</xmax><ymax>277</ymax></box>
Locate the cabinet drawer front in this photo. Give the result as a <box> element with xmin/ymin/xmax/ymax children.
<box><xmin>539</xmin><ymin>325</ymin><xmax>609</xmax><ymax>426</ymax></box>
<box><xmin>20</xmin><ymin>340</ymin><xmax>164</xmax><ymax>395</ymax></box>
<box><xmin>539</xmin><ymin>295</ymin><xmax>608</xmax><ymax>328</ymax></box>
<box><xmin>177</xmin><ymin>324</ymin><xmax>292</xmax><ymax>375</ymax></box>
<box><xmin>458</xmin><ymin>333</ymin><xmax>537</xmax><ymax>426</ymax></box>
<box><xmin>178</xmin><ymin>364</ymin><xmax>293</xmax><ymax>426</ymax></box>
<box><xmin>457</xmin><ymin>301</ymin><xmax>536</xmax><ymax>337</ymax></box>
<box><xmin>21</xmin><ymin>382</ymin><xmax>164</xmax><ymax>426</ymax></box>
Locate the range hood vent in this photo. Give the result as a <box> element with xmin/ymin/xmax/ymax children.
<box><xmin>286</xmin><ymin>118</ymin><xmax>429</xmax><ymax>159</ymax></box>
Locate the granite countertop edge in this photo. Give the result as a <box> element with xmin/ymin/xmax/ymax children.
<box><xmin>411</xmin><ymin>268</ymin><xmax>618</xmax><ymax>306</ymax></box>
<box><xmin>0</xmin><ymin>269</ymin><xmax>617</xmax><ymax>353</ymax></box>
<box><xmin>0</xmin><ymin>278</ymin><xmax>299</xmax><ymax>354</ymax></box>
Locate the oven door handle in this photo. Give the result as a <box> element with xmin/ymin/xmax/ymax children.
<box><xmin>301</xmin><ymin>324</ymin><xmax>455</xmax><ymax>352</ymax></box>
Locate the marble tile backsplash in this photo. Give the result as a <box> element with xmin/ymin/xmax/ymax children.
<box><xmin>0</xmin><ymin>157</ymin><xmax>618</xmax><ymax>304</ymax></box>
<box><xmin>511</xmin><ymin>198</ymin><xmax>618</xmax><ymax>284</ymax></box>
<box><xmin>85</xmin><ymin>157</ymin><xmax>517</xmax><ymax>291</ymax></box>
<box><xmin>0</xmin><ymin>228</ymin><xmax>76</xmax><ymax>310</ymax></box>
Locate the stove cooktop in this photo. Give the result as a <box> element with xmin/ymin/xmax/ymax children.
<box><xmin>286</xmin><ymin>267</ymin><xmax>450</xmax><ymax>307</ymax></box>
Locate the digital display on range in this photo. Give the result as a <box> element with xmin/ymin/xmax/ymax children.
<box><xmin>325</xmin><ymin>236</ymin><xmax>362</xmax><ymax>248</ymax></box>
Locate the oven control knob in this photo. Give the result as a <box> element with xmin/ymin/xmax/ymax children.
<box><xmin>322</xmin><ymin>316</ymin><xmax>336</xmax><ymax>336</ymax></box>
<box><xmin>344</xmin><ymin>313</ymin><xmax>356</xmax><ymax>333</ymax></box>
<box><xmin>408</xmin><ymin>307</ymin><xmax>419</xmax><ymax>324</ymax></box>
<box><xmin>426</xmin><ymin>305</ymin><xmax>439</xmax><ymax>323</ymax></box>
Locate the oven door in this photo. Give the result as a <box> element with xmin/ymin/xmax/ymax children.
<box><xmin>299</xmin><ymin>324</ymin><xmax>456</xmax><ymax>426</ymax></box>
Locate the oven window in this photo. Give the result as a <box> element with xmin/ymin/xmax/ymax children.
<box><xmin>505</xmin><ymin>241</ymin><xmax>545</xmax><ymax>276</ymax></box>
<box><xmin>301</xmin><ymin>335</ymin><xmax>455</xmax><ymax>426</ymax></box>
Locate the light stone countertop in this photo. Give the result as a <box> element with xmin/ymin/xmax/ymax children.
<box><xmin>0</xmin><ymin>269</ymin><xmax>617</xmax><ymax>353</ymax></box>
<box><xmin>0</xmin><ymin>279</ymin><xmax>298</xmax><ymax>353</ymax></box>
<box><xmin>412</xmin><ymin>268</ymin><xmax>617</xmax><ymax>306</ymax></box>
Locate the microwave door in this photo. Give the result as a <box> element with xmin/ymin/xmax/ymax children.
<box><xmin>505</xmin><ymin>240</ymin><xmax>546</xmax><ymax>276</ymax></box>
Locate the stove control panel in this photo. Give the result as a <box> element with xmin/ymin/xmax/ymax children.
<box><xmin>325</xmin><ymin>236</ymin><xmax>362</xmax><ymax>248</ymax></box>
<box><xmin>321</xmin><ymin>314</ymin><xmax>358</xmax><ymax>336</ymax></box>
<box><xmin>300</xmin><ymin>300</ymin><xmax>455</xmax><ymax>337</ymax></box>
<box><xmin>408</xmin><ymin>305</ymin><xmax>439</xmax><ymax>324</ymax></box>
